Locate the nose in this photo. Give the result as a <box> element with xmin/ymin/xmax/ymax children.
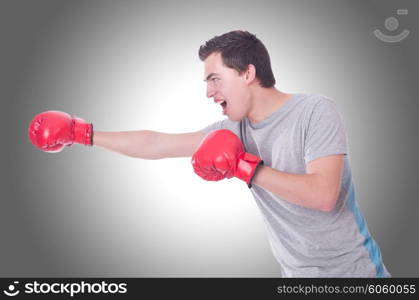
<box><xmin>206</xmin><ymin>82</ymin><xmax>216</xmax><ymax>98</ymax></box>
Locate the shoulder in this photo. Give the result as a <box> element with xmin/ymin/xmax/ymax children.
<box><xmin>299</xmin><ymin>93</ymin><xmax>337</xmax><ymax>110</ymax></box>
<box><xmin>220</xmin><ymin>119</ymin><xmax>241</xmax><ymax>136</ymax></box>
<box><xmin>201</xmin><ymin>119</ymin><xmax>241</xmax><ymax>136</ymax></box>
<box><xmin>298</xmin><ymin>94</ymin><xmax>341</xmax><ymax>120</ymax></box>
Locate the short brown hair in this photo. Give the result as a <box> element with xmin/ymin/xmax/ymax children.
<box><xmin>199</xmin><ymin>30</ymin><xmax>276</xmax><ymax>88</ymax></box>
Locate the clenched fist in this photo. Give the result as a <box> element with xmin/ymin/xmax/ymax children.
<box><xmin>28</xmin><ymin>110</ymin><xmax>93</xmax><ymax>153</ymax></box>
<box><xmin>191</xmin><ymin>129</ymin><xmax>263</xmax><ymax>187</ymax></box>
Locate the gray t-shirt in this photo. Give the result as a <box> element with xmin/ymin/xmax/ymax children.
<box><xmin>201</xmin><ymin>93</ymin><xmax>390</xmax><ymax>277</ymax></box>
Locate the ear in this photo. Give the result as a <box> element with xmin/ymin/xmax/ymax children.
<box><xmin>244</xmin><ymin>64</ymin><xmax>256</xmax><ymax>84</ymax></box>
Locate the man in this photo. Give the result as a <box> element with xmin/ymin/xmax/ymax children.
<box><xmin>28</xmin><ymin>30</ymin><xmax>390</xmax><ymax>277</ymax></box>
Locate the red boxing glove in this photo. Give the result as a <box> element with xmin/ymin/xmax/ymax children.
<box><xmin>28</xmin><ymin>110</ymin><xmax>93</xmax><ymax>153</ymax></box>
<box><xmin>191</xmin><ymin>129</ymin><xmax>263</xmax><ymax>187</ymax></box>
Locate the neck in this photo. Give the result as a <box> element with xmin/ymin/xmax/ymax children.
<box><xmin>247</xmin><ymin>87</ymin><xmax>292</xmax><ymax>124</ymax></box>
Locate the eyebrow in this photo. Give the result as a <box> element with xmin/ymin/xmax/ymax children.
<box><xmin>203</xmin><ymin>73</ymin><xmax>220</xmax><ymax>82</ymax></box>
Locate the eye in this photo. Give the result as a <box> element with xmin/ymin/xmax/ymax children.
<box><xmin>204</xmin><ymin>77</ymin><xmax>220</xmax><ymax>85</ymax></box>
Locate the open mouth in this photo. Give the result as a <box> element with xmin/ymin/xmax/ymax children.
<box><xmin>219</xmin><ymin>100</ymin><xmax>227</xmax><ymax>115</ymax></box>
<box><xmin>215</xmin><ymin>99</ymin><xmax>227</xmax><ymax>115</ymax></box>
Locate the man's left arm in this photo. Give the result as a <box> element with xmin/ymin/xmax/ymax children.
<box><xmin>251</xmin><ymin>154</ymin><xmax>344</xmax><ymax>212</ymax></box>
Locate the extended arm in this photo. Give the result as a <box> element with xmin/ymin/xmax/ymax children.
<box><xmin>93</xmin><ymin>130</ymin><xmax>205</xmax><ymax>159</ymax></box>
<box><xmin>28</xmin><ymin>110</ymin><xmax>205</xmax><ymax>159</ymax></box>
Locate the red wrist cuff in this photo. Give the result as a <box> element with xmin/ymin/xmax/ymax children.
<box><xmin>72</xmin><ymin>118</ymin><xmax>93</xmax><ymax>146</ymax></box>
<box><xmin>235</xmin><ymin>152</ymin><xmax>263</xmax><ymax>188</ymax></box>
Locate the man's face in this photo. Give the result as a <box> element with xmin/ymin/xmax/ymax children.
<box><xmin>203</xmin><ymin>52</ymin><xmax>251</xmax><ymax>121</ymax></box>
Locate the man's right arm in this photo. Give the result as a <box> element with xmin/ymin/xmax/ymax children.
<box><xmin>93</xmin><ymin>130</ymin><xmax>205</xmax><ymax>159</ymax></box>
<box><xmin>27</xmin><ymin>110</ymin><xmax>205</xmax><ymax>158</ymax></box>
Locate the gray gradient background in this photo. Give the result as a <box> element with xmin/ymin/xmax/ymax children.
<box><xmin>1</xmin><ymin>0</ymin><xmax>418</xmax><ymax>277</ymax></box>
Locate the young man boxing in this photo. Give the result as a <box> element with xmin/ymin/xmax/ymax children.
<box><xmin>28</xmin><ymin>30</ymin><xmax>390</xmax><ymax>278</ymax></box>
